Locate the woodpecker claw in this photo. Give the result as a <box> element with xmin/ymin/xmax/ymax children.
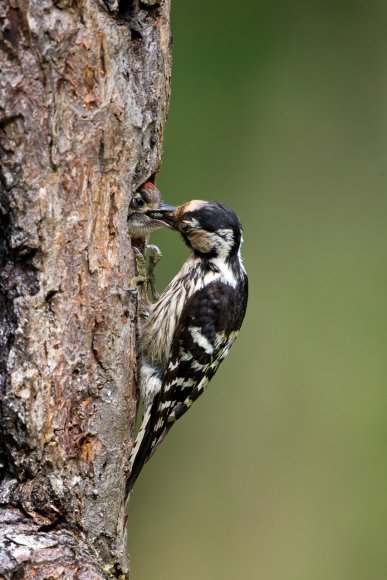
<box><xmin>130</xmin><ymin>244</ymin><xmax>162</xmax><ymax>301</ymax></box>
<box><xmin>147</xmin><ymin>244</ymin><xmax>162</xmax><ymax>301</ymax></box>
<box><xmin>133</xmin><ymin>247</ymin><xmax>147</xmax><ymax>279</ymax></box>
<box><xmin>129</xmin><ymin>275</ymin><xmax>148</xmax><ymax>292</ymax></box>
<box><xmin>147</xmin><ymin>244</ymin><xmax>162</xmax><ymax>262</ymax></box>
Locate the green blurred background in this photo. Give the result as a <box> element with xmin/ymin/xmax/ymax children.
<box><xmin>128</xmin><ymin>1</ymin><xmax>387</xmax><ymax>578</ymax></box>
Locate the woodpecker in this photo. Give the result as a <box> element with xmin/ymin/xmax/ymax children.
<box><xmin>127</xmin><ymin>182</ymin><xmax>175</xmax><ymax>239</ymax></box>
<box><xmin>127</xmin><ymin>182</ymin><xmax>175</xmax><ymax>300</ymax></box>
<box><xmin>126</xmin><ymin>200</ymin><xmax>248</xmax><ymax>495</ymax></box>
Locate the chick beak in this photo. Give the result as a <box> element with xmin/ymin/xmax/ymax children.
<box><xmin>146</xmin><ymin>203</ymin><xmax>177</xmax><ymax>229</ymax></box>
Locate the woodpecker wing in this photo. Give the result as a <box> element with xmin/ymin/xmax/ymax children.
<box><xmin>156</xmin><ymin>279</ymin><xmax>246</xmax><ymax>427</ymax></box>
<box><xmin>126</xmin><ymin>275</ymin><xmax>247</xmax><ymax>493</ymax></box>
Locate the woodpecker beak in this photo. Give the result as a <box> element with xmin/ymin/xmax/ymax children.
<box><xmin>156</xmin><ymin>202</ymin><xmax>176</xmax><ymax>213</ymax></box>
<box><xmin>146</xmin><ymin>203</ymin><xmax>177</xmax><ymax>228</ymax></box>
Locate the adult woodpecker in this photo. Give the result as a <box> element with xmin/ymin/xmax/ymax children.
<box><xmin>127</xmin><ymin>200</ymin><xmax>248</xmax><ymax>495</ymax></box>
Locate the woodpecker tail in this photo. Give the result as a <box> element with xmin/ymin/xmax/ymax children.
<box><xmin>125</xmin><ymin>400</ymin><xmax>167</xmax><ymax>497</ymax></box>
<box><xmin>126</xmin><ymin>407</ymin><xmax>153</xmax><ymax>496</ymax></box>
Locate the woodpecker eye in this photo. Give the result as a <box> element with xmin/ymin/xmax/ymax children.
<box><xmin>130</xmin><ymin>196</ymin><xmax>145</xmax><ymax>209</ymax></box>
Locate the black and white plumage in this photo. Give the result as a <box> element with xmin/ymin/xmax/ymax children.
<box><xmin>126</xmin><ymin>200</ymin><xmax>248</xmax><ymax>495</ymax></box>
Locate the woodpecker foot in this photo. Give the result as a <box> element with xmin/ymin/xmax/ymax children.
<box><xmin>130</xmin><ymin>244</ymin><xmax>162</xmax><ymax>300</ymax></box>
<box><xmin>147</xmin><ymin>244</ymin><xmax>162</xmax><ymax>301</ymax></box>
<box><xmin>128</xmin><ymin>275</ymin><xmax>147</xmax><ymax>293</ymax></box>
<box><xmin>133</xmin><ymin>246</ymin><xmax>147</xmax><ymax>279</ymax></box>
<box><xmin>147</xmin><ymin>244</ymin><xmax>162</xmax><ymax>265</ymax></box>
<box><xmin>126</xmin><ymin>247</ymin><xmax>148</xmax><ymax>296</ymax></box>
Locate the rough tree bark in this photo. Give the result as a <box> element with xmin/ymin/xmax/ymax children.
<box><xmin>0</xmin><ymin>0</ymin><xmax>171</xmax><ymax>577</ymax></box>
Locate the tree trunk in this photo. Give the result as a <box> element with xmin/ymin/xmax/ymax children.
<box><xmin>0</xmin><ymin>0</ymin><xmax>171</xmax><ymax>577</ymax></box>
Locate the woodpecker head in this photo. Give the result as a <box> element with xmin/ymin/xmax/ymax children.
<box><xmin>127</xmin><ymin>182</ymin><xmax>176</xmax><ymax>238</ymax></box>
<box><xmin>147</xmin><ymin>200</ymin><xmax>243</xmax><ymax>260</ymax></box>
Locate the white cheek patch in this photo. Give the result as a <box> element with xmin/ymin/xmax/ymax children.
<box><xmin>189</xmin><ymin>231</ymin><xmax>214</xmax><ymax>253</ymax></box>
